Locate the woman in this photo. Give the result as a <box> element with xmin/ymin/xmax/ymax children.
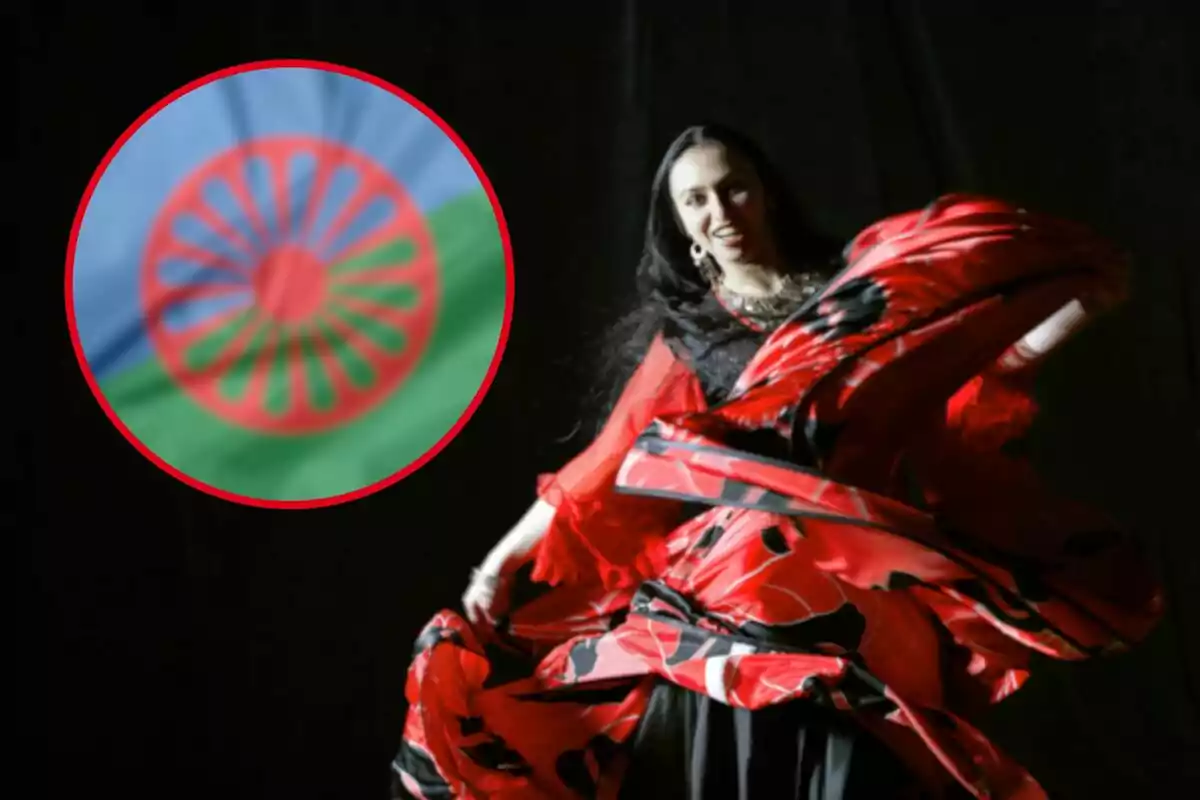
<box><xmin>394</xmin><ymin>124</ymin><xmax>1162</xmax><ymax>799</ymax></box>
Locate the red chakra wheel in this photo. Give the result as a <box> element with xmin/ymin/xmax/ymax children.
<box><xmin>140</xmin><ymin>136</ymin><xmax>440</xmax><ymax>434</ymax></box>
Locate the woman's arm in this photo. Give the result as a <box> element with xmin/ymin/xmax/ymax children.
<box><xmin>462</xmin><ymin>499</ymin><xmax>558</xmax><ymax>623</ymax></box>
<box><xmin>462</xmin><ymin>334</ymin><xmax>704</xmax><ymax>622</ymax></box>
<box><xmin>476</xmin><ymin>498</ymin><xmax>558</xmax><ymax>576</ymax></box>
<box><xmin>998</xmin><ymin>298</ymin><xmax>1090</xmax><ymax>371</ymax></box>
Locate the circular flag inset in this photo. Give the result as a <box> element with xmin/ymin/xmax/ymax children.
<box><xmin>67</xmin><ymin>60</ymin><xmax>513</xmax><ymax>508</ymax></box>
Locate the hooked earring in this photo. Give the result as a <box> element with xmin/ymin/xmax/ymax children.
<box><xmin>690</xmin><ymin>241</ymin><xmax>720</xmax><ymax>288</ymax></box>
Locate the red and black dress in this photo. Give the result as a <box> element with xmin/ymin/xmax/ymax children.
<box><xmin>393</xmin><ymin>195</ymin><xmax>1163</xmax><ymax>800</ymax></box>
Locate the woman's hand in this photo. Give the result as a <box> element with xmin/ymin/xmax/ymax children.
<box><xmin>462</xmin><ymin>567</ymin><xmax>505</xmax><ymax>625</ymax></box>
<box><xmin>461</xmin><ymin>500</ymin><xmax>558</xmax><ymax>625</ymax></box>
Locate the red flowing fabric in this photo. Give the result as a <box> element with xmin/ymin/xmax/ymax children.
<box><xmin>395</xmin><ymin>195</ymin><xmax>1163</xmax><ymax>800</ymax></box>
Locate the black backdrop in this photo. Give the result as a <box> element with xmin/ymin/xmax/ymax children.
<box><xmin>19</xmin><ymin>1</ymin><xmax>1200</xmax><ymax>798</ymax></box>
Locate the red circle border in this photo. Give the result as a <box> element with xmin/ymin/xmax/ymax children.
<box><xmin>64</xmin><ymin>59</ymin><xmax>516</xmax><ymax>511</ymax></box>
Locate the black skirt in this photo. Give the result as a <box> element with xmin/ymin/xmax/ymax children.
<box><xmin>617</xmin><ymin>679</ymin><xmax>925</xmax><ymax>800</ymax></box>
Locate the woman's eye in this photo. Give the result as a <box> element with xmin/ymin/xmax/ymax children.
<box><xmin>729</xmin><ymin>188</ymin><xmax>750</xmax><ymax>204</ymax></box>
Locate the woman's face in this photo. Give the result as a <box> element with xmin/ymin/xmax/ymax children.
<box><xmin>668</xmin><ymin>142</ymin><xmax>772</xmax><ymax>269</ymax></box>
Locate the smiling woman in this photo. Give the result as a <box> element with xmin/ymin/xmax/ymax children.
<box><xmin>668</xmin><ymin>133</ymin><xmax>828</xmax><ymax>332</ymax></box>
<box><xmin>583</xmin><ymin>124</ymin><xmax>840</xmax><ymax>413</ymax></box>
<box><xmin>671</xmin><ymin>139</ymin><xmax>776</xmax><ymax>270</ymax></box>
<box><xmin>392</xmin><ymin>125</ymin><xmax>1162</xmax><ymax>799</ymax></box>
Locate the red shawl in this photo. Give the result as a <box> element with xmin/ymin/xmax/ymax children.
<box><xmin>396</xmin><ymin>195</ymin><xmax>1163</xmax><ymax>800</ymax></box>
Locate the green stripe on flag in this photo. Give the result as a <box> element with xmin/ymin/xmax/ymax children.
<box><xmin>99</xmin><ymin>190</ymin><xmax>507</xmax><ymax>501</ymax></box>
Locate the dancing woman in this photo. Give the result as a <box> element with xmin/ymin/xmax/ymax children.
<box><xmin>394</xmin><ymin>124</ymin><xmax>1162</xmax><ymax>799</ymax></box>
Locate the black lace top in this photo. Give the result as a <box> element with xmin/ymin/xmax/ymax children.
<box><xmin>663</xmin><ymin>302</ymin><xmax>770</xmax><ymax>404</ymax></box>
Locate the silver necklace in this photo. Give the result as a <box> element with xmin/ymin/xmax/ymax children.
<box><xmin>715</xmin><ymin>271</ymin><xmax>825</xmax><ymax>327</ymax></box>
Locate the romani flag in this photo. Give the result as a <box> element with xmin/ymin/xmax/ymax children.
<box><xmin>67</xmin><ymin>61</ymin><xmax>512</xmax><ymax>507</ymax></box>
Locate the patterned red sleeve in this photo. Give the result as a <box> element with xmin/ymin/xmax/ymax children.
<box><xmin>531</xmin><ymin>334</ymin><xmax>707</xmax><ymax>588</ymax></box>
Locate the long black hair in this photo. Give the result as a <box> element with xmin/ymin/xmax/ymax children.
<box><xmin>584</xmin><ymin>123</ymin><xmax>843</xmax><ymax>430</ymax></box>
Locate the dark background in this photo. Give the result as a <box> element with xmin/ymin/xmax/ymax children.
<box><xmin>19</xmin><ymin>1</ymin><xmax>1199</xmax><ymax>798</ymax></box>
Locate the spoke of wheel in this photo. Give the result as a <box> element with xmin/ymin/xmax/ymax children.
<box><xmin>219</xmin><ymin>160</ymin><xmax>272</xmax><ymax>250</ymax></box>
<box><xmin>327</xmin><ymin>236</ymin><xmax>417</xmax><ymax>276</ymax></box>
<box><xmin>189</xmin><ymin>199</ymin><xmax>259</xmax><ymax>263</ymax></box>
<box><xmin>329</xmin><ymin>278</ymin><xmax>418</xmax><ymax>309</ymax></box>
<box><xmin>297</xmin><ymin>154</ymin><xmax>337</xmax><ymax>246</ymax></box>
<box><xmin>297</xmin><ymin>324</ymin><xmax>335</xmax><ymax>412</ymax></box>
<box><xmin>153</xmin><ymin>281</ymin><xmax>248</xmax><ymax>313</ymax></box>
<box><xmin>220</xmin><ymin>322</ymin><xmax>272</xmax><ymax>402</ymax></box>
<box><xmin>265</xmin><ymin>325</ymin><xmax>292</xmax><ymax>417</ymax></box>
<box><xmin>327</xmin><ymin>293</ymin><xmax>413</xmax><ymax>331</ymax></box>
<box><xmin>186</xmin><ymin>309</ymin><xmax>256</xmax><ymax>372</ymax></box>
<box><xmin>314</xmin><ymin>317</ymin><xmax>374</xmax><ymax>389</ymax></box>
<box><xmin>242</xmin><ymin>325</ymin><xmax>279</xmax><ymax>413</ymax></box>
<box><xmin>286</xmin><ymin>330</ymin><xmax>309</xmax><ymax>416</ymax></box>
<box><xmin>161</xmin><ymin>238</ymin><xmax>254</xmax><ymax>282</ymax></box>
<box><xmin>314</xmin><ymin>169</ymin><xmax>395</xmax><ymax>259</ymax></box>
<box><xmin>270</xmin><ymin>149</ymin><xmax>293</xmax><ymax>239</ymax></box>
<box><xmin>326</xmin><ymin>301</ymin><xmax>406</xmax><ymax>354</ymax></box>
<box><xmin>307</xmin><ymin>321</ymin><xmax>355</xmax><ymax>405</ymax></box>
<box><xmin>169</xmin><ymin>302</ymin><xmax>256</xmax><ymax>355</ymax></box>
